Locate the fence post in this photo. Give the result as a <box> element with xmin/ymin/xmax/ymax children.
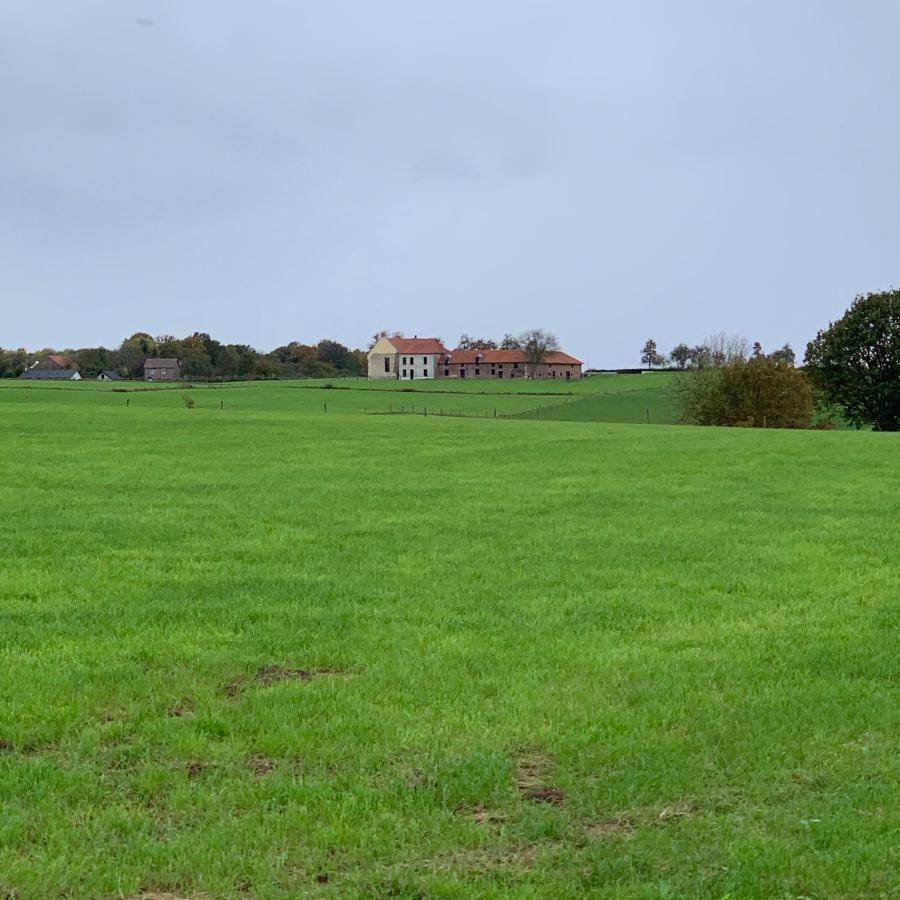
<box><xmin>126</xmin><ymin>398</ymin><xmax>130</xmax><ymax>408</ymax></box>
<box><xmin>324</xmin><ymin>403</ymin><xmax>327</xmax><ymax>414</ymax></box>
<box><xmin>646</xmin><ymin>409</ymin><xmax>650</xmax><ymax>424</ymax></box>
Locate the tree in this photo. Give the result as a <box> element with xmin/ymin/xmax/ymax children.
<box><xmin>640</xmin><ymin>338</ymin><xmax>665</xmax><ymax>370</ymax></box>
<box><xmin>316</xmin><ymin>339</ymin><xmax>351</xmax><ymax>371</ymax></box>
<box><xmin>805</xmin><ymin>289</ymin><xmax>900</xmax><ymax>431</ymax></box>
<box><xmin>119</xmin><ymin>332</ymin><xmax>157</xmax><ymax>379</ymax></box>
<box><xmin>519</xmin><ymin>328</ymin><xmax>560</xmax><ymax>378</ymax></box>
<box><xmin>500</xmin><ymin>333</ymin><xmax>521</xmax><ymax>350</ymax></box>
<box><xmin>676</xmin><ymin>355</ymin><xmax>813</xmax><ymax>428</ymax></box>
<box><xmin>368</xmin><ymin>330</ymin><xmax>401</xmax><ymax>349</ymax></box>
<box><xmin>752</xmin><ymin>341</ymin><xmax>764</xmax><ymax>358</ymax></box>
<box><xmin>75</xmin><ymin>347</ymin><xmax>119</xmax><ymax>378</ymax></box>
<box><xmin>769</xmin><ymin>343</ymin><xmax>796</xmax><ymax>366</ymax></box>
<box><xmin>670</xmin><ymin>343</ymin><xmax>692</xmax><ymax>369</ymax></box>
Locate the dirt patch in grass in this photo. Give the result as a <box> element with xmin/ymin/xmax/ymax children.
<box><xmin>182</xmin><ymin>761</ymin><xmax>209</xmax><ymax>779</ymax></box>
<box><xmin>457</xmin><ymin>803</ymin><xmax>506</xmax><ymax>826</ymax></box>
<box><xmin>255</xmin><ymin>664</ymin><xmax>345</xmax><ymax>684</ymax></box>
<box><xmin>224</xmin><ymin>664</ymin><xmax>347</xmax><ymax>697</ymax></box>
<box><xmin>248</xmin><ymin>754</ymin><xmax>275</xmax><ymax>777</ymax></box>
<box><xmin>586</xmin><ymin>817</ymin><xmax>634</xmax><ymax>839</ymax></box>
<box><xmin>656</xmin><ymin>801</ymin><xmax>695</xmax><ymax>823</ymax></box>
<box><xmin>166</xmin><ymin>698</ymin><xmax>195</xmax><ymax>718</ymax></box>
<box><xmin>516</xmin><ymin>751</ymin><xmax>565</xmax><ymax>806</ymax></box>
<box><xmin>0</xmin><ymin>739</ymin><xmax>14</xmax><ymax>752</ymax></box>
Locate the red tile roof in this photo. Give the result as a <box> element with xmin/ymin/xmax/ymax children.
<box><xmin>389</xmin><ymin>337</ymin><xmax>448</xmax><ymax>354</ymax></box>
<box><xmin>446</xmin><ymin>349</ymin><xmax>582</xmax><ymax>365</ymax></box>
<box><xmin>47</xmin><ymin>354</ymin><xmax>70</xmax><ymax>367</ymax></box>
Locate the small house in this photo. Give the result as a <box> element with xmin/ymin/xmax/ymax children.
<box><xmin>143</xmin><ymin>358</ymin><xmax>181</xmax><ymax>382</ymax></box>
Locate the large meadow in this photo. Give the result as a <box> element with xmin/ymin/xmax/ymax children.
<box><xmin>0</xmin><ymin>376</ymin><xmax>897</xmax><ymax>898</ymax></box>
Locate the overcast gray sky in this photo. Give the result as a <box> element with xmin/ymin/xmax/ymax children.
<box><xmin>2</xmin><ymin>1</ymin><xmax>898</xmax><ymax>366</ymax></box>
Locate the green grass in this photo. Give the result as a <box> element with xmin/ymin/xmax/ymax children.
<box><xmin>0</xmin><ymin>382</ymin><xmax>897</xmax><ymax>898</ymax></box>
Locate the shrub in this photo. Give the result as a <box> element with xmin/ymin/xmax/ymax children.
<box><xmin>676</xmin><ymin>356</ymin><xmax>813</xmax><ymax>428</ymax></box>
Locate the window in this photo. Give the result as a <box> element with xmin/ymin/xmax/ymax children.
<box><xmin>513</xmin><ymin>362</ymin><xmax>519</xmax><ymax>369</ymax></box>
<box><xmin>423</xmin><ymin>369</ymin><xmax>428</xmax><ymax>377</ymax></box>
<box><xmin>402</xmin><ymin>356</ymin><xmax>407</xmax><ymax>365</ymax></box>
<box><xmin>402</xmin><ymin>369</ymin><xmax>407</xmax><ymax>378</ymax></box>
<box><xmin>566</xmin><ymin>370</ymin><xmax>571</xmax><ymax>379</ymax></box>
<box><xmin>491</xmin><ymin>368</ymin><xmax>495</xmax><ymax>376</ymax></box>
<box><xmin>161</xmin><ymin>369</ymin><xmax>168</xmax><ymax>376</ymax></box>
<box><xmin>552</xmin><ymin>371</ymin><xmax>557</xmax><ymax>378</ymax></box>
<box><xmin>423</xmin><ymin>356</ymin><xmax>427</xmax><ymax>363</ymax></box>
<box><xmin>384</xmin><ymin>358</ymin><xmax>390</xmax><ymax>373</ymax></box>
<box><xmin>444</xmin><ymin>368</ymin><xmax>449</xmax><ymax>376</ymax></box>
<box><xmin>498</xmin><ymin>371</ymin><xmax>504</xmax><ymax>378</ymax></box>
<box><xmin>475</xmin><ymin>368</ymin><xmax>480</xmax><ymax>375</ymax></box>
<box><xmin>460</xmin><ymin>368</ymin><xmax>466</xmax><ymax>378</ymax></box>
<box><xmin>498</xmin><ymin>363</ymin><xmax>503</xmax><ymax>368</ymax></box>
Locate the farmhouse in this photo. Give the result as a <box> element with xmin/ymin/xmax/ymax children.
<box><xmin>367</xmin><ymin>336</ymin><xmax>583</xmax><ymax>381</ymax></box>
<box><xmin>367</xmin><ymin>336</ymin><xmax>448</xmax><ymax>381</ymax></box>
<box><xmin>443</xmin><ymin>349</ymin><xmax>583</xmax><ymax>381</ymax></box>
<box><xmin>143</xmin><ymin>358</ymin><xmax>181</xmax><ymax>382</ymax></box>
<box><xmin>97</xmin><ymin>370</ymin><xmax>121</xmax><ymax>381</ymax></box>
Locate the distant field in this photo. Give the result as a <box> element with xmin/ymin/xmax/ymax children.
<box><xmin>0</xmin><ymin>371</ymin><xmax>679</xmax><ymax>423</ymax></box>
<box><xmin>0</xmin><ymin>380</ymin><xmax>896</xmax><ymax>897</ymax></box>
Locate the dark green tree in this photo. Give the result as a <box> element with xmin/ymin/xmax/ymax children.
<box><xmin>805</xmin><ymin>290</ymin><xmax>900</xmax><ymax>431</ymax></box>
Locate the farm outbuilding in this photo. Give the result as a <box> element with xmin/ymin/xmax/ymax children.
<box><xmin>19</xmin><ymin>369</ymin><xmax>81</xmax><ymax>381</ymax></box>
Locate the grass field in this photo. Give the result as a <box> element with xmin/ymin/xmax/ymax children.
<box><xmin>0</xmin><ymin>379</ymin><xmax>897</xmax><ymax>898</ymax></box>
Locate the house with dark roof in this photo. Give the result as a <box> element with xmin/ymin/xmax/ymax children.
<box><xmin>143</xmin><ymin>358</ymin><xmax>181</xmax><ymax>382</ymax></box>
<box><xmin>19</xmin><ymin>368</ymin><xmax>81</xmax><ymax>381</ymax></box>
<box><xmin>97</xmin><ymin>370</ymin><xmax>122</xmax><ymax>381</ymax></box>
<box><xmin>366</xmin><ymin>336</ymin><xmax>583</xmax><ymax>380</ymax></box>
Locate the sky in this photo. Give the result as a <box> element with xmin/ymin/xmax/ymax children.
<box><xmin>2</xmin><ymin>1</ymin><xmax>899</xmax><ymax>368</ymax></box>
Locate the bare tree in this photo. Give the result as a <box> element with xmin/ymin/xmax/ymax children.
<box><xmin>500</xmin><ymin>333</ymin><xmax>521</xmax><ymax>350</ymax></box>
<box><xmin>702</xmin><ymin>333</ymin><xmax>749</xmax><ymax>367</ymax></box>
<box><xmin>641</xmin><ymin>338</ymin><xmax>666</xmax><ymax>370</ymax></box>
<box><xmin>519</xmin><ymin>328</ymin><xmax>560</xmax><ymax>378</ymax></box>
<box><xmin>670</xmin><ymin>343</ymin><xmax>692</xmax><ymax>369</ymax></box>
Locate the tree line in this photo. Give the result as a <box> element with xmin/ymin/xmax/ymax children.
<box><xmin>0</xmin><ymin>332</ymin><xmax>369</xmax><ymax>381</ymax></box>
<box><xmin>641</xmin><ymin>336</ymin><xmax>796</xmax><ymax>370</ymax></box>
<box><xmin>666</xmin><ymin>289</ymin><xmax>899</xmax><ymax>431</ymax></box>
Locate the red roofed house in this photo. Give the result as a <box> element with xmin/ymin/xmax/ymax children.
<box><xmin>367</xmin><ymin>336</ymin><xmax>583</xmax><ymax>381</ymax></box>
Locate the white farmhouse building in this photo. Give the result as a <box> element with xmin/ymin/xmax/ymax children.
<box><xmin>367</xmin><ymin>336</ymin><xmax>447</xmax><ymax>381</ymax></box>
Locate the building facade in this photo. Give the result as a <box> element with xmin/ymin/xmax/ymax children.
<box><xmin>442</xmin><ymin>349</ymin><xmax>583</xmax><ymax>380</ymax></box>
<box><xmin>143</xmin><ymin>358</ymin><xmax>181</xmax><ymax>381</ymax></box>
<box><xmin>367</xmin><ymin>337</ymin><xmax>583</xmax><ymax>381</ymax></box>
<box><xmin>367</xmin><ymin>336</ymin><xmax>447</xmax><ymax>381</ymax></box>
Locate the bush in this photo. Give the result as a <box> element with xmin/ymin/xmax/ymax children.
<box><xmin>676</xmin><ymin>356</ymin><xmax>813</xmax><ymax>428</ymax></box>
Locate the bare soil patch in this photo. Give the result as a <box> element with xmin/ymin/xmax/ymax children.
<box><xmin>183</xmin><ymin>761</ymin><xmax>209</xmax><ymax>779</ymax></box>
<box><xmin>166</xmin><ymin>698</ymin><xmax>195</xmax><ymax>718</ymax></box>
<box><xmin>586</xmin><ymin>817</ymin><xmax>634</xmax><ymax>839</ymax></box>
<box><xmin>0</xmin><ymin>739</ymin><xmax>13</xmax><ymax>752</ymax></box>
<box><xmin>224</xmin><ymin>664</ymin><xmax>347</xmax><ymax>697</ymax></box>
<box><xmin>248</xmin><ymin>754</ymin><xmax>275</xmax><ymax>777</ymax></box>
<box><xmin>457</xmin><ymin>803</ymin><xmax>506</xmax><ymax>826</ymax></box>
<box><xmin>516</xmin><ymin>751</ymin><xmax>565</xmax><ymax>806</ymax></box>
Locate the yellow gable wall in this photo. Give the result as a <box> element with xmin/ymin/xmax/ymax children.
<box><xmin>368</xmin><ymin>336</ymin><xmax>397</xmax><ymax>356</ymax></box>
